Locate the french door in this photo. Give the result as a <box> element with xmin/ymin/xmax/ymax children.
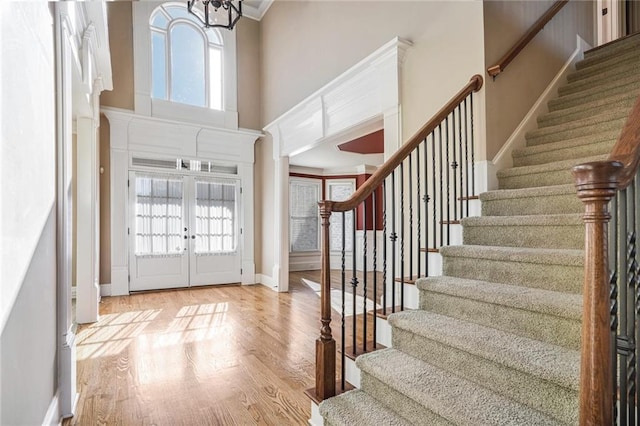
<box><xmin>129</xmin><ymin>171</ymin><xmax>242</xmax><ymax>291</ymax></box>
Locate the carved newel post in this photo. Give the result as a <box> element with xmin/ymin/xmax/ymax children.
<box><xmin>316</xmin><ymin>201</ymin><xmax>336</xmax><ymax>401</ymax></box>
<box><xmin>572</xmin><ymin>161</ymin><xmax>623</xmax><ymax>426</ymax></box>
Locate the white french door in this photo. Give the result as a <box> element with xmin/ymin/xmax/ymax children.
<box><xmin>129</xmin><ymin>172</ymin><xmax>242</xmax><ymax>291</ymax></box>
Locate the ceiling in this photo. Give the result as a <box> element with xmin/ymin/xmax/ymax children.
<box><xmin>242</xmin><ymin>0</ymin><xmax>273</xmax><ymax>21</ymax></box>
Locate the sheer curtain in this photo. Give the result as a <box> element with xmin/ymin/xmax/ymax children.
<box><xmin>134</xmin><ymin>174</ymin><xmax>184</xmax><ymax>256</ymax></box>
<box><xmin>328</xmin><ymin>181</ymin><xmax>355</xmax><ymax>252</ymax></box>
<box><xmin>194</xmin><ymin>178</ymin><xmax>238</xmax><ymax>254</ymax></box>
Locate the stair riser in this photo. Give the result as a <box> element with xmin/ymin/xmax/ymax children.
<box><xmin>514</xmin><ymin>140</ymin><xmax>615</xmax><ymax>167</ymax></box>
<box><xmin>537</xmin><ymin>96</ymin><xmax>637</xmax><ymax>128</ymax></box>
<box><xmin>528</xmin><ymin>109</ymin><xmax>628</xmax><ymax>141</ymax></box>
<box><xmin>392</xmin><ymin>328</ymin><xmax>578</xmax><ymax>425</ymax></box>
<box><xmin>419</xmin><ymin>291</ymin><xmax>581</xmax><ymax>350</ymax></box>
<box><xmin>572</xmin><ymin>50</ymin><xmax>640</xmax><ymax>80</ymax></box>
<box><xmin>481</xmin><ymin>193</ymin><xmax>584</xmax><ymax>216</ymax></box>
<box><xmin>498</xmin><ymin>168</ymin><xmax>573</xmax><ymax>190</ymax></box>
<box><xmin>463</xmin><ymin>223</ymin><xmax>584</xmax><ymax>250</ymax></box>
<box><xmin>548</xmin><ymin>80</ymin><xmax>640</xmax><ymax>112</ymax></box>
<box><xmin>582</xmin><ymin>36</ymin><xmax>640</xmax><ymax>64</ymax></box>
<box><xmin>526</xmin><ymin>118</ymin><xmax>627</xmax><ymax>147</ymax></box>
<box><xmin>441</xmin><ymin>255</ymin><xmax>583</xmax><ymax>293</ymax></box>
<box><xmin>360</xmin><ymin>373</ymin><xmax>449</xmax><ymax>426</ymax></box>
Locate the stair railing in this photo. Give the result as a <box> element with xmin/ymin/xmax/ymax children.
<box><xmin>487</xmin><ymin>0</ymin><xmax>569</xmax><ymax>79</ymax></box>
<box><xmin>308</xmin><ymin>74</ymin><xmax>484</xmax><ymax>402</ymax></box>
<box><xmin>572</xmin><ymin>93</ymin><xmax>640</xmax><ymax>425</ymax></box>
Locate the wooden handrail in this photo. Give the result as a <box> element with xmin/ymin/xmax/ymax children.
<box><xmin>330</xmin><ymin>74</ymin><xmax>483</xmax><ymax>213</ymax></box>
<box><xmin>487</xmin><ymin>0</ymin><xmax>569</xmax><ymax>78</ymax></box>
<box><xmin>572</xmin><ymin>94</ymin><xmax>640</xmax><ymax>425</ymax></box>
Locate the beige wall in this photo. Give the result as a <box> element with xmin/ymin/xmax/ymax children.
<box><xmin>257</xmin><ymin>1</ymin><xmax>485</xmax><ymax>277</ymax></box>
<box><xmin>237</xmin><ymin>18</ymin><xmax>262</xmax><ymax>130</ymax></box>
<box><xmin>483</xmin><ymin>0</ymin><xmax>595</xmax><ymax>159</ymax></box>
<box><xmin>101</xmin><ymin>2</ymin><xmax>134</xmax><ymax>110</ymax></box>
<box><xmin>99</xmin><ymin>116</ymin><xmax>111</xmax><ymax>284</ymax></box>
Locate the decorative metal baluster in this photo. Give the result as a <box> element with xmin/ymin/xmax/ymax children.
<box><xmin>463</xmin><ymin>98</ymin><xmax>470</xmax><ymax>217</ymax></box>
<box><xmin>445</xmin><ymin>116</ymin><xmax>451</xmax><ymax>244</ymax></box>
<box><xmin>619</xmin><ymin>189</ymin><xmax>629</xmax><ymax>426</ymax></box>
<box><xmin>636</xmin><ymin>173</ymin><xmax>640</xmax><ymax>426</ymax></box>
<box><xmin>610</xmin><ymin>195</ymin><xmax>619</xmax><ymax>425</ymax></box>
<box><xmin>627</xmin><ymin>182</ymin><xmax>637</xmax><ymax>423</ymax></box>
<box><xmin>340</xmin><ymin>211</ymin><xmax>346</xmax><ymax>391</ymax></box>
<box><xmin>451</xmin><ymin>110</ymin><xmax>458</xmax><ymax>221</ymax></box>
<box><xmin>457</xmin><ymin>104</ymin><xmax>464</xmax><ymax>219</ymax></box>
<box><xmin>416</xmin><ymin>143</ymin><xmax>422</xmax><ymax>279</ymax></box>
<box><xmin>362</xmin><ymin>199</ymin><xmax>368</xmax><ymax>353</ymax></box>
<box><xmin>470</xmin><ymin>93</ymin><xmax>476</xmax><ymax>196</ymax></box>
<box><xmin>382</xmin><ymin>180</ymin><xmax>388</xmax><ymax>316</ymax></box>
<box><xmin>409</xmin><ymin>152</ymin><xmax>413</xmax><ymax>282</ymax></box>
<box><xmin>351</xmin><ymin>207</ymin><xmax>358</xmax><ymax>357</ymax></box>
<box><xmin>391</xmin><ymin>171</ymin><xmax>397</xmax><ymax>313</ymax></box>
<box><xmin>438</xmin><ymin>124</ymin><xmax>444</xmax><ymax>248</ymax></box>
<box><xmin>400</xmin><ymin>161</ymin><xmax>405</xmax><ymax>310</ymax></box>
<box><xmin>372</xmin><ymin>189</ymin><xmax>378</xmax><ymax>349</ymax></box>
<box><xmin>423</xmin><ymin>136</ymin><xmax>430</xmax><ymax>276</ymax></box>
<box><xmin>432</xmin><ymin>131</ymin><xmax>437</xmax><ymax>251</ymax></box>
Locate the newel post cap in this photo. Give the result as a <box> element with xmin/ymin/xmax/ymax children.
<box><xmin>572</xmin><ymin>161</ymin><xmax>624</xmax><ymax>195</ymax></box>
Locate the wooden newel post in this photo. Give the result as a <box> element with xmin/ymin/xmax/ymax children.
<box><xmin>316</xmin><ymin>200</ymin><xmax>336</xmax><ymax>401</ymax></box>
<box><xmin>572</xmin><ymin>161</ymin><xmax>623</xmax><ymax>426</ymax></box>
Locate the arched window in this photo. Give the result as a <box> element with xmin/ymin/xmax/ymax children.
<box><xmin>150</xmin><ymin>4</ymin><xmax>223</xmax><ymax>110</ymax></box>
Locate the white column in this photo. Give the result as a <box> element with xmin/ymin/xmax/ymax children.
<box><xmin>272</xmin><ymin>155</ymin><xmax>290</xmax><ymax>292</ymax></box>
<box><xmin>76</xmin><ymin>116</ymin><xmax>100</xmax><ymax>323</ymax></box>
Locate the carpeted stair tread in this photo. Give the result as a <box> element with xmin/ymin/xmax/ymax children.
<box><xmin>525</xmin><ymin>113</ymin><xmax>627</xmax><ymax>146</ymax></box>
<box><xmin>573</xmin><ymin>45</ymin><xmax>640</xmax><ymax>75</ymax></box>
<box><xmin>497</xmin><ymin>154</ymin><xmax>607</xmax><ymax>189</ymax></box>
<box><xmin>357</xmin><ymin>348</ymin><xmax>560</xmax><ymax>426</ymax></box>
<box><xmin>479</xmin><ymin>184</ymin><xmax>583</xmax><ymax>215</ymax></box>
<box><xmin>537</xmin><ymin>93</ymin><xmax>638</xmax><ymax>127</ymax></box>
<box><xmin>582</xmin><ymin>32</ymin><xmax>640</xmax><ymax>63</ymax></box>
<box><xmin>548</xmin><ymin>78</ymin><xmax>640</xmax><ymax>112</ymax></box>
<box><xmin>388</xmin><ymin>310</ymin><xmax>580</xmax><ymax>390</ymax></box>
<box><xmin>560</xmin><ymin>63</ymin><xmax>640</xmax><ymax>96</ymax></box>
<box><xmin>513</xmin><ymin>130</ymin><xmax>618</xmax><ymax>166</ymax></box>
<box><xmin>462</xmin><ymin>214</ymin><xmax>583</xmax><ymax>249</ymax></box>
<box><xmin>319</xmin><ymin>389</ymin><xmax>416</xmax><ymax>426</ymax></box>
<box><xmin>440</xmin><ymin>245</ymin><xmax>583</xmax><ymax>293</ymax></box>
<box><xmin>416</xmin><ymin>276</ymin><xmax>582</xmax><ymax>320</ymax></box>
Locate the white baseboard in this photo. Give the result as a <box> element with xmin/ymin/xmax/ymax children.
<box><xmin>490</xmin><ymin>35</ymin><xmax>591</xmax><ymax>179</ymax></box>
<box><xmin>309</xmin><ymin>401</ymin><xmax>324</xmax><ymax>426</ymax></box>
<box><xmin>256</xmin><ymin>273</ymin><xmax>278</xmax><ymax>291</ymax></box>
<box><xmin>42</xmin><ymin>392</ymin><xmax>60</xmax><ymax>426</ymax></box>
<box><xmin>100</xmin><ymin>284</ymin><xmax>111</xmax><ymax>297</ymax></box>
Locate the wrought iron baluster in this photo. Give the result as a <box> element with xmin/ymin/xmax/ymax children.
<box><xmin>400</xmin><ymin>161</ymin><xmax>405</xmax><ymax>310</ymax></box>
<box><xmin>432</xmin><ymin>131</ymin><xmax>437</xmax><ymax>251</ymax></box>
<box><xmin>391</xmin><ymin>171</ymin><xmax>397</xmax><ymax>313</ymax></box>
<box><xmin>463</xmin><ymin>98</ymin><xmax>470</xmax><ymax>217</ymax></box>
<box><xmin>619</xmin><ymin>189</ymin><xmax>629</xmax><ymax>425</ymax></box>
<box><xmin>409</xmin><ymin>152</ymin><xmax>414</xmax><ymax>281</ymax></box>
<box><xmin>362</xmin><ymin>199</ymin><xmax>368</xmax><ymax>353</ymax></box>
<box><xmin>457</xmin><ymin>104</ymin><xmax>464</xmax><ymax>220</ymax></box>
<box><xmin>416</xmin><ymin>143</ymin><xmax>422</xmax><ymax>279</ymax></box>
<box><xmin>382</xmin><ymin>180</ymin><xmax>388</xmax><ymax>316</ymax></box>
<box><xmin>610</xmin><ymin>195</ymin><xmax>619</xmax><ymax>425</ymax></box>
<box><xmin>372</xmin><ymin>189</ymin><xmax>378</xmax><ymax>349</ymax></box>
<box><xmin>470</xmin><ymin>93</ymin><xmax>476</xmax><ymax>196</ymax></box>
<box><xmin>445</xmin><ymin>116</ymin><xmax>451</xmax><ymax>244</ymax></box>
<box><xmin>351</xmin><ymin>207</ymin><xmax>358</xmax><ymax>357</ymax></box>
<box><xmin>423</xmin><ymin>137</ymin><xmax>430</xmax><ymax>277</ymax></box>
<box><xmin>340</xmin><ymin>211</ymin><xmax>346</xmax><ymax>391</ymax></box>
<box><xmin>451</xmin><ymin>110</ymin><xmax>458</xmax><ymax>221</ymax></box>
<box><xmin>438</xmin><ymin>124</ymin><xmax>444</xmax><ymax>248</ymax></box>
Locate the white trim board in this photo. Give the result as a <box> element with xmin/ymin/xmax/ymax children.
<box><xmin>42</xmin><ymin>392</ymin><xmax>61</xmax><ymax>426</ymax></box>
<box><xmin>489</xmin><ymin>35</ymin><xmax>592</xmax><ymax>185</ymax></box>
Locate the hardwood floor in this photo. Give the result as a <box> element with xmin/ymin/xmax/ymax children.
<box><xmin>66</xmin><ymin>277</ymin><xmax>326</xmax><ymax>425</ymax></box>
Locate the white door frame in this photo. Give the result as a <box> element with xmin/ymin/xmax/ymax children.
<box><xmin>597</xmin><ymin>0</ymin><xmax>623</xmax><ymax>45</ymax></box>
<box><xmin>263</xmin><ymin>37</ymin><xmax>411</xmax><ymax>292</ymax></box>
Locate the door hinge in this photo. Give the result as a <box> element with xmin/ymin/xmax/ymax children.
<box><xmin>127</xmin><ymin>227</ymin><xmax>130</xmax><ymax>235</ymax></box>
<box><xmin>240</xmin><ymin>228</ymin><xmax>243</xmax><ymax>234</ymax></box>
<box><xmin>128</xmin><ymin>274</ymin><xmax>130</xmax><ymax>283</ymax></box>
<box><xmin>128</xmin><ymin>179</ymin><xmax>130</xmax><ymax>187</ymax></box>
<box><xmin>240</xmin><ymin>187</ymin><xmax>243</xmax><ymax>194</ymax></box>
<box><xmin>602</xmin><ymin>7</ymin><xmax>608</xmax><ymax>15</ymax></box>
<box><xmin>240</xmin><ymin>268</ymin><xmax>243</xmax><ymax>274</ymax></box>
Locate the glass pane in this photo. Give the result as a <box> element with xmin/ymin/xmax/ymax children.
<box><xmin>170</xmin><ymin>24</ymin><xmax>206</xmax><ymax>107</ymax></box>
<box><xmin>151</xmin><ymin>11</ymin><xmax>169</xmax><ymax>29</ymax></box>
<box><xmin>329</xmin><ymin>183</ymin><xmax>355</xmax><ymax>252</ymax></box>
<box><xmin>289</xmin><ymin>182</ymin><xmax>320</xmax><ymax>252</ymax></box>
<box><xmin>209</xmin><ymin>47</ymin><xmax>223</xmax><ymax>110</ymax></box>
<box><xmin>151</xmin><ymin>31</ymin><xmax>167</xmax><ymax>100</ymax></box>
<box><xmin>206</xmin><ymin>28</ymin><xmax>222</xmax><ymax>45</ymax></box>
<box><xmin>134</xmin><ymin>175</ymin><xmax>183</xmax><ymax>256</ymax></box>
<box><xmin>194</xmin><ymin>180</ymin><xmax>237</xmax><ymax>254</ymax></box>
<box><xmin>165</xmin><ymin>5</ymin><xmax>193</xmax><ymax>21</ymax></box>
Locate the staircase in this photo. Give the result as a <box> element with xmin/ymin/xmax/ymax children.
<box><xmin>319</xmin><ymin>34</ymin><xmax>640</xmax><ymax>425</ymax></box>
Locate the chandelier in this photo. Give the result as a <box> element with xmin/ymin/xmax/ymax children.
<box><xmin>187</xmin><ymin>0</ymin><xmax>242</xmax><ymax>30</ymax></box>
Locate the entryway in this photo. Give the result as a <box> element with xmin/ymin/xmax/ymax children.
<box><xmin>129</xmin><ymin>171</ymin><xmax>242</xmax><ymax>291</ymax></box>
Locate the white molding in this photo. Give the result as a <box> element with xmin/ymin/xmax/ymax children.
<box><xmin>100</xmin><ymin>284</ymin><xmax>112</xmax><ymax>297</ymax></box>
<box><xmin>256</xmin><ymin>273</ymin><xmax>277</xmax><ymax>290</ymax></box>
<box><xmin>243</xmin><ymin>0</ymin><xmax>274</xmax><ymax>21</ymax></box>
<box><xmin>309</xmin><ymin>401</ymin><xmax>324</xmax><ymax>426</ymax></box>
<box><xmin>489</xmin><ymin>35</ymin><xmax>591</xmax><ymax>189</ymax></box>
<box><xmin>42</xmin><ymin>392</ymin><xmax>61</xmax><ymax>426</ymax></box>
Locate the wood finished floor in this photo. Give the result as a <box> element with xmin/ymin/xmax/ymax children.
<box><xmin>66</xmin><ymin>275</ymin><xmax>330</xmax><ymax>426</ymax></box>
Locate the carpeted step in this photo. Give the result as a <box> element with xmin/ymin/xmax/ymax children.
<box><xmin>513</xmin><ymin>131</ymin><xmax>617</xmax><ymax>166</ymax></box>
<box><xmin>548</xmin><ymin>78</ymin><xmax>640</xmax><ymax>112</ymax></box>
<box><xmin>480</xmin><ymin>184</ymin><xmax>583</xmax><ymax>216</ymax></box>
<box><xmin>389</xmin><ymin>310</ymin><xmax>579</xmax><ymax>424</ymax></box>
<box><xmin>561</xmin><ymin>62</ymin><xmax>640</xmax><ymax>97</ymax></box>
<box><xmin>537</xmin><ymin>92</ymin><xmax>637</xmax><ymax>128</ymax></box>
<box><xmin>417</xmin><ymin>276</ymin><xmax>582</xmax><ymax>349</ymax></box>
<box><xmin>461</xmin><ymin>214</ymin><xmax>584</xmax><ymax>250</ymax></box>
<box><xmin>525</xmin><ymin>110</ymin><xmax>627</xmax><ymax>146</ymax></box>
<box><xmin>574</xmin><ymin>44</ymin><xmax>640</xmax><ymax>74</ymax></box>
<box><xmin>319</xmin><ymin>389</ymin><xmax>418</xmax><ymax>426</ymax></box>
<box><xmin>357</xmin><ymin>348</ymin><xmax>560</xmax><ymax>425</ymax></box>
<box><xmin>581</xmin><ymin>32</ymin><xmax>640</xmax><ymax>63</ymax></box>
<box><xmin>440</xmin><ymin>245</ymin><xmax>583</xmax><ymax>294</ymax></box>
<box><xmin>497</xmin><ymin>155</ymin><xmax>607</xmax><ymax>190</ymax></box>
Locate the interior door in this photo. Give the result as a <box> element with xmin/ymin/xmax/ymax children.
<box><xmin>129</xmin><ymin>172</ymin><xmax>189</xmax><ymax>291</ymax></box>
<box><xmin>189</xmin><ymin>177</ymin><xmax>242</xmax><ymax>286</ymax></box>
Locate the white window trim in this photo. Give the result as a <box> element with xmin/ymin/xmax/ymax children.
<box><xmin>133</xmin><ymin>1</ymin><xmax>238</xmax><ymax>129</ymax></box>
<box><xmin>289</xmin><ymin>177</ymin><xmax>322</xmax><ymax>254</ymax></box>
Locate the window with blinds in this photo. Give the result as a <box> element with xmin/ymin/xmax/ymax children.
<box><xmin>134</xmin><ymin>175</ymin><xmax>184</xmax><ymax>256</ymax></box>
<box><xmin>289</xmin><ymin>179</ymin><xmax>321</xmax><ymax>252</ymax></box>
<box><xmin>194</xmin><ymin>178</ymin><xmax>238</xmax><ymax>254</ymax></box>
